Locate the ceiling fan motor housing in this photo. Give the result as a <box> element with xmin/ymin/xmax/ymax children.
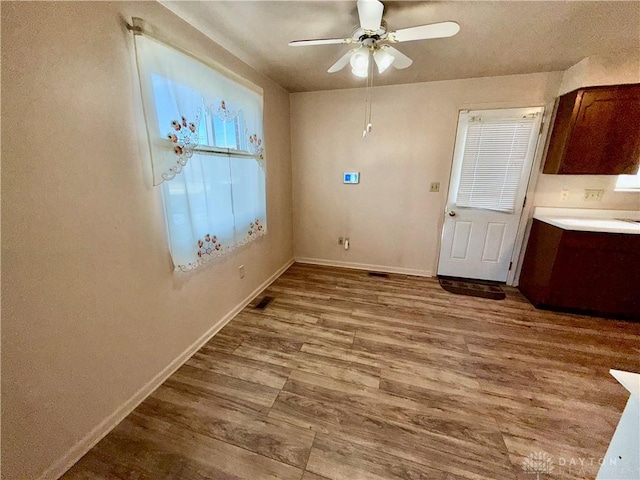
<box><xmin>361</xmin><ymin>37</ymin><xmax>380</xmax><ymax>49</ymax></box>
<box><xmin>352</xmin><ymin>19</ymin><xmax>388</xmax><ymax>44</ymax></box>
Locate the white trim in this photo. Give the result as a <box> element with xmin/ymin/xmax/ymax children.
<box><xmin>294</xmin><ymin>257</ymin><xmax>432</xmax><ymax>277</ymax></box>
<box><xmin>509</xmin><ymin>101</ymin><xmax>555</xmax><ymax>286</ymax></box>
<box><xmin>39</xmin><ymin>258</ymin><xmax>294</xmax><ymax>480</ymax></box>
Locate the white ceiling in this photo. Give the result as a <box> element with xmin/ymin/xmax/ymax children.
<box><xmin>161</xmin><ymin>1</ymin><xmax>640</xmax><ymax>93</ymax></box>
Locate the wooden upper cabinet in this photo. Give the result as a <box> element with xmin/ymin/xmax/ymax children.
<box><xmin>543</xmin><ymin>83</ymin><xmax>640</xmax><ymax>174</ymax></box>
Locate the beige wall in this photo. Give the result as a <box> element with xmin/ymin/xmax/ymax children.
<box><xmin>291</xmin><ymin>65</ymin><xmax>640</xmax><ymax>276</ymax></box>
<box><xmin>1</xmin><ymin>2</ymin><xmax>292</xmax><ymax>479</ymax></box>
<box><xmin>533</xmin><ymin>174</ymin><xmax>640</xmax><ymax>210</ymax></box>
<box><xmin>291</xmin><ymin>72</ymin><xmax>564</xmax><ymax>276</ymax></box>
<box><xmin>558</xmin><ymin>52</ymin><xmax>640</xmax><ymax>95</ymax></box>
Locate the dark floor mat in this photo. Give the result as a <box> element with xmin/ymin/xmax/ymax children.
<box><xmin>438</xmin><ymin>277</ymin><xmax>506</xmax><ymax>300</ymax></box>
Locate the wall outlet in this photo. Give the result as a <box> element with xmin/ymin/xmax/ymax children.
<box><xmin>561</xmin><ymin>189</ymin><xmax>569</xmax><ymax>200</ymax></box>
<box><xmin>338</xmin><ymin>237</ymin><xmax>344</xmax><ymax>245</ymax></box>
<box><xmin>430</xmin><ymin>182</ymin><xmax>440</xmax><ymax>193</ymax></box>
<box><xmin>584</xmin><ymin>189</ymin><xmax>604</xmax><ymax>201</ymax></box>
<box><xmin>238</xmin><ymin>265</ymin><xmax>245</xmax><ymax>279</ymax></box>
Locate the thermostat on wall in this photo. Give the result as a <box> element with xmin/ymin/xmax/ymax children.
<box><xmin>343</xmin><ymin>172</ymin><xmax>360</xmax><ymax>184</ymax></box>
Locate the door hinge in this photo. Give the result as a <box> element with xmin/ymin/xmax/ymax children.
<box><xmin>509</xmin><ymin>261</ymin><xmax>513</xmax><ymax>271</ymax></box>
<box><xmin>539</xmin><ymin>121</ymin><xmax>544</xmax><ymax>134</ymax></box>
<box><xmin>523</xmin><ymin>196</ymin><xmax>527</xmax><ymax>208</ymax></box>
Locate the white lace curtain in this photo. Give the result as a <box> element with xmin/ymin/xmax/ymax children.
<box><xmin>133</xmin><ymin>19</ymin><xmax>267</xmax><ymax>271</ymax></box>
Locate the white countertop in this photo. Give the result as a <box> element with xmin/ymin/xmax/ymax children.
<box><xmin>597</xmin><ymin>370</ymin><xmax>640</xmax><ymax>480</ymax></box>
<box><xmin>533</xmin><ymin>207</ymin><xmax>640</xmax><ymax>235</ymax></box>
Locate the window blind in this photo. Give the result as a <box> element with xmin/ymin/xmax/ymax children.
<box><xmin>456</xmin><ymin>115</ymin><xmax>537</xmax><ymax>213</ymax></box>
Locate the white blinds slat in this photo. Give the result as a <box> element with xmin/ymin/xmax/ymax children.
<box><xmin>456</xmin><ymin>117</ymin><xmax>536</xmax><ymax>213</ymax></box>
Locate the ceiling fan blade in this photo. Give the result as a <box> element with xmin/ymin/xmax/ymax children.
<box><xmin>390</xmin><ymin>21</ymin><xmax>460</xmax><ymax>43</ymax></box>
<box><xmin>289</xmin><ymin>38</ymin><xmax>352</xmax><ymax>47</ymax></box>
<box><xmin>357</xmin><ymin>0</ymin><xmax>384</xmax><ymax>31</ymax></box>
<box><xmin>384</xmin><ymin>46</ymin><xmax>413</xmax><ymax>69</ymax></box>
<box><xmin>328</xmin><ymin>50</ymin><xmax>355</xmax><ymax>73</ymax></box>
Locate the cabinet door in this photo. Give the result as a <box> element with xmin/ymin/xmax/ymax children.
<box><xmin>563</xmin><ymin>85</ymin><xmax>640</xmax><ymax>174</ymax></box>
<box><xmin>549</xmin><ymin>231</ymin><xmax>640</xmax><ymax>317</ymax></box>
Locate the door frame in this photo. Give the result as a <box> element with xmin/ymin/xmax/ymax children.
<box><xmin>435</xmin><ymin>102</ymin><xmax>554</xmax><ymax>286</ymax></box>
<box><xmin>510</xmin><ymin>99</ymin><xmax>557</xmax><ymax>286</ymax></box>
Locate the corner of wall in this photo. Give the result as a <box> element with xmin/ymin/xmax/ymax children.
<box><xmin>38</xmin><ymin>258</ymin><xmax>294</xmax><ymax>480</ymax></box>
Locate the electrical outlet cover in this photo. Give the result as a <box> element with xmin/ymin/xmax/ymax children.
<box><xmin>584</xmin><ymin>189</ymin><xmax>604</xmax><ymax>201</ymax></box>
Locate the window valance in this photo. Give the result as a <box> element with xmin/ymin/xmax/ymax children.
<box><xmin>132</xmin><ymin>19</ymin><xmax>264</xmax><ymax>185</ymax></box>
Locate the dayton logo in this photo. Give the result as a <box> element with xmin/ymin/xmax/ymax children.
<box><xmin>522</xmin><ymin>451</ymin><xmax>555</xmax><ymax>479</ymax></box>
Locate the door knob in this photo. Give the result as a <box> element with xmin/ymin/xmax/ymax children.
<box><xmin>448</xmin><ymin>211</ymin><xmax>456</xmax><ymax>217</ymax></box>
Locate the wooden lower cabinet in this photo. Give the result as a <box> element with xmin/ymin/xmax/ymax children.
<box><xmin>519</xmin><ymin>219</ymin><xmax>640</xmax><ymax>319</ymax></box>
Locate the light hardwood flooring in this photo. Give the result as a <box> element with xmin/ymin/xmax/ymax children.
<box><xmin>63</xmin><ymin>263</ymin><xmax>640</xmax><ymax>480</ymax></box>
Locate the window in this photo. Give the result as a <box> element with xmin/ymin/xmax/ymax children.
<box><xmin>455</xmin><ymin>109</ymin><xmax>542</xmax><ymax>213</ymax></box>
<box><xmin>133</xmin><ymin>20</ymin><xmax>266</xmax><ymax>271</ymax></box>
<box><xmin>615</xmin><ymin>171</ymin><xmax>640</xmax><ymax>192</ymax></box>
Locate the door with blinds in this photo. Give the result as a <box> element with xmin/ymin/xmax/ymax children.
<box><xmin>438</xmin><ymin>107</ymin><xmax>544</xmax><ymax>282</ymax></box>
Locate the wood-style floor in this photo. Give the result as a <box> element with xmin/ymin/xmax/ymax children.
<box><xmin>63</xmin><ymin>263</ymin><xmax>640</xmax><ymax>480</ymax></box>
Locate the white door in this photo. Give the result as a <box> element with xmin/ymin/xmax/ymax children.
<box><xmin>438</xmin><ymin>107</ymin><xmax>544</xmax><ymax>282</ymax></box>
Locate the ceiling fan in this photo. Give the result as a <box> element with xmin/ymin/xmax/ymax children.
<box><xmin>288</xmin><ymin>0</ymin><xmax>460</xmax><ymax>78</ymax></box>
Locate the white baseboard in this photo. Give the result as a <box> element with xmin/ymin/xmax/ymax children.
<box><xmin>294</xmin><ymin>257</ymin><xmax>432</xmax><ymax>278</ymax></box>
<box><xmin>41</xmin><ymin>258</ymin><xmax>294</xmax><ymax>480</ymax></box>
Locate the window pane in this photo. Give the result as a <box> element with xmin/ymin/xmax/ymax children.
<box><xmin>162</xmin><ymin>153</ymin><xmax>235</xmax><ymax>267</ymax></box>
<box><xmin>230</xmin><ymin>157</ymin><xmax>265</xmax><ymax>234</ymax></box>
<box><xmin>213</xmin><ymin>116</ymin><xmax>238</xmax><ymax>149</ymax></box>
<box><xmin>186</xmin><ymin>155</ymin><xmax>234</xmax><ymax>242</ymax></box>
<box><xmin>151</xmin><ymin>73</ymin><xmax>202</xmax><ymax>136</ymax></box>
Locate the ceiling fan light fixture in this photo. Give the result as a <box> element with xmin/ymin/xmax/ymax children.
<box><xmin>351</xmin><ymin>67</ymin><xmax>368</xmax><ymax>78</ymax></box>
<box><xmin>373</xmin><ymin>48</ymin><xmax>394</xmax><ymax>74</ymax></box>
<box><xmin>350</xmin><ymin>47</ymin><xmax>370</xmax><ymax>78</ymax></box>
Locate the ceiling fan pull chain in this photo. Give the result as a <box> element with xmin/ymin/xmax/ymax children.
<box><xmin>363</xmin><ymin>68</ymin><xmax>371</xmax><ymax>137</ymax></box>
<box><xmin>363</xmin><ymin>83</ymin><xmax>369</xmax><ymax>137</ymax></box>
<box><xmin>362</xmin><ymin>56</ymin><xmax>374</xmax><ymax>137</ymax></box>
<box><xmin>367</xmin><ymin>57</ymin><xmax>374</xmax><ymax>130</ymax></box>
